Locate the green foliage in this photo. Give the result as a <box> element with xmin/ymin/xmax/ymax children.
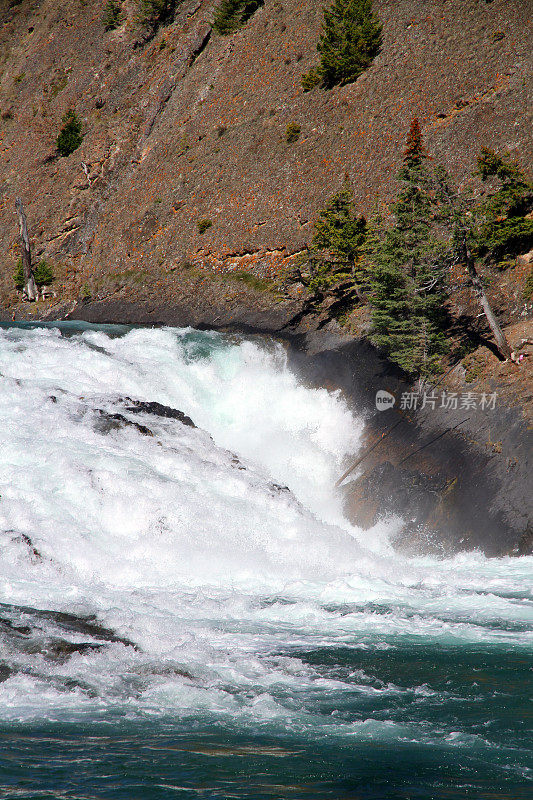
<box><xmin>225</xmin><ymin>270</ymin><xmax>273</xmax><ymax>292</ymax></box>
<box><xmin>103</xmin><ymin>0</ymin><xmax>123</xmax><ymax>30</ymax></box>
<box><xmin>56</xmin><ymin>109</ymin><xmax>83</xmax><ymax>156</ymax></box>
<box><xmin>304</xmin><ymin>186</ymin><xmax>368</xmax><ymax>295</ymax></box>
<box><xmin>309</xmin><ymin>0</ymin><xmax>382</xmax><ymax>89</ymax></box>
<box><xmin>213</xmin><ymin>0</ymin><xmax>264</xmax><ymax>35</ymax></box>
<box><xmin>523</xmin><ymin>268</ymin><xmax>533</xmax><ymax>300</ymax></box>
<box><xmin>477</xmin><ymin>147</ymin><xmax>525</xmax><ymax>185</ymax></box>
<box><xmin>13</xmin><ymin>261</ymin><xmax>24</xmax><ymax>290</ymax></box>
<box><xmin>197</xmin><ymin>219</ymin><xmax>212</xmax><ymax>234</ymax></box>
<box><xmin>474</xmin><ymin>148</ymin><xmax>533</xmax><ymax>261</ymax></box>
<box><xmin>34</xmin><ymin>261</ymin><xmax>55</xmax><ymax>286</ymax></box>
<box><xmin>367</xmin><ymin>121</ymin><xmax>450</xmax><ymax>377</ymax></box>
<box><xmin>285</xmin><ymin>122</ymin><xmax>301</xmax><ymax>143</ymax></box>
<box><xmin>138</xmin><ymin>0</ymin><xmax>178</xmax><ymax>29</ymax></box>
<box><xmin>301</xmin><ymin>68</ymin><xmax>321</xmax><ymax>92</ymax></box>
<box><xmin>14</xmin><ymin>259</ymin><xmax>54</xmax><ymax>289</ymax></box>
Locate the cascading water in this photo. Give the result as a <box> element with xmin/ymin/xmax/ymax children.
<box><xmin>0</xmin><ymin>322</ymin><xmax>531</xmax><ymax>799</ymax></box>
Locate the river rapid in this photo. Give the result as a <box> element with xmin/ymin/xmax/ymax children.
<box><xmin>0</xmin><ymin>322</ymin><xmax>531</xmax><ymax>799</ymax></box>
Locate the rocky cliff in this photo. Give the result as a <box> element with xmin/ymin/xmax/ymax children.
<box><xmin>1</xmin><ymin>0</ymin><xmax>532</xmax><ymax>313</ymax></box>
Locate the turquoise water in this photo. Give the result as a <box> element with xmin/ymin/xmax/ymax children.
<box><xmin>3</xmin><ymin>639</ymin><xmax>532</xmax><ymax>799</ymax></box>
<box><xmin>0</xmin><ymin>324</ymin><xmax>531</xmax><ymax>798</ymax></box>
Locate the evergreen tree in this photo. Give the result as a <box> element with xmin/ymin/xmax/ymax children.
<box><xmin>56</xmin><ymin>109</ymin><xmax>83</xmax><ymax>157</ymax></box>
<box><xmin>314</xmin><ymin>0</ymin><xmax>382</xmax><ymax>89</ymax></box>
<box><xmin>305</xmin><ymin>185</ymin><xmax>368</xmax><ymax>297</ymax></box>
<box><xmin>103</xmin><ymin>0</ymin><xmax>123</xmax><ymax>31</ymax></box>
<box><xmin>213</xmin><ymin>0</ymin><xmax>263</xmax><ymax>35</ymax></box>
<box><xmin>403</xmin><ymin>117</ymin><xmax>424</xmax><ymax>164</ymax></box>
<box><xmin>14</xmin><ymin>259</ymin><xmax>54</xmax><ymax>290</ymax></box>
<box><xmin>432</xmin><ymin>161</ymin><xmax>513</xmax><ymax>361</ymax></box>
<box><xmin>475</xmin><ymin>148</ymin><xmax>533</xmax><ymax>261</ymax></box>
<box><xmin>137</xmin><ymin>0</ymin><xmax>179</xmax><ymax>31</ymax></box>
<box><xmin>367</xmin><ymin>119</ymin><xmax>450</xmax><ymax>376</ymax></box>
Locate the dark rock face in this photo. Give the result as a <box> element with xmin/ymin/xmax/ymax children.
<box><xmin>0</xmin><ymin>601</ymin><xmax>137</xmax><ymax>676</ymax></box>
<box><xmin>66</xmin><ymin>298</ymin><xmax>304</xmax><ymax>336</ymax></box>
<box><xmin>0</xmin><ymin>603</ymin><xmax>140</xmax><ymax>693</ymax></box>
<box><xmin>91</xmin><ymin>397</ymin><xmax>197</xmax><ymax>435</ymax></box>
<box><xmin>94</xmin><ymin>409</ymin><xmax>154</xmax><ymax>437</ymax></box>
<box><xmin>123</xmin><ymin>399</ymin><xmax>196</xmax><ymax>428</ymax></box>
<box><xmin>286</xmin><ymin>332</ymin><xmax>533</xmax><ymax>558</ymax></box>
<box><xmin>0</xmin><ymin>603</ymin><xmax>137</xmax><ymax>648</ymax></box>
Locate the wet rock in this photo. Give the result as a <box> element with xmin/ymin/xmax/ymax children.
<box><xmin>41</xmin><ymin>639</ymin><xmax>105</xmax><ymax>662</ymax></box>
<box><xmin>94</xmin><ymin>409</ymin><xmax>154</xmax><ymax>437</ymax></box>
<box><xmin>289</xmin><ymin>334</ymin><xmax>533</xmax><ymax>558</ymax></box>
<box><xmin>512</xmin><ymin>527</ymin><xmax>533</xmax><ymax>557</ymax></box>
<box><xmin>268</xmin><ymin>483</ymin><xmax>290</xmax><ymax>494</ymax></box>
<box><xmin>122</xmin><ymin>399</ymin><xmax>196</xmax><ymax>428</ymax></box>
<box><xmin>0</xmin><ymin>602</ymin><xmax>138</xmax><ymax>649</ymax></box>
<box><xmin>0</xmin><ymin>617</ymin><xmax>32</xmax><ymax>636</ymax></box>
<box><xmin>2</xmin><ymin>530</ymin><xmax>43</xmax><ymax>562</ymax></box>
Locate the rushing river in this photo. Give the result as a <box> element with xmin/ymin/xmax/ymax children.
<box><xmin>0</xmin><ymin>322</ymin><xmax>531</xmax><ymax>799</ymax></box>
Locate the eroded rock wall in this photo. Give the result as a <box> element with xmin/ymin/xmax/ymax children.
<box><xmin>0</xmin><ymin>0</ymin><xmax>532</xmax><ymax>309</ymax></box>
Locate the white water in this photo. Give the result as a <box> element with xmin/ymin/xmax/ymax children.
<box><xmin>0</xmin><ymin>324</ymin><xmax>531</xmax><ymax>731</ymax></box>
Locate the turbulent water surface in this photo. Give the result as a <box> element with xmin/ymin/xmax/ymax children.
<box><xmin>0</xmin><ymin>322</ymin><xmax>531</xmax><ymax>799</ymax></box>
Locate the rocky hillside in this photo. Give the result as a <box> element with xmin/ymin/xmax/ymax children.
<box><xmin>1</xmin><ymin>0</ymin><xmax>532</xmax><ymax>315</ymax></box>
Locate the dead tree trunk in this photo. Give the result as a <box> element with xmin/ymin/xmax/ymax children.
<box><xmin>457</xmin><ymin>228</ymin><xmax>511</xmax><ymax>361</ymax></box>
<box><xmin>15</xmin><ymin>198</ymin><xmax>38</xmax><ymax>302</ymax></box>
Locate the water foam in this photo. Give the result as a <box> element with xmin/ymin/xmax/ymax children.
<box><xmin>0</xmin><ymin>324</ymin><xmax>531</xmax><ymax>731</ymax></box>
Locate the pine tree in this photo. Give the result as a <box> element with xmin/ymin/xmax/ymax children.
<box><xmin>305</xmin><ymin>185</ymin><xmax>368</xmax><ymax>297</ymax></box>
<box><xmin>315</xmin><ymin>0</ymin><xmax>382</xmax><ymax>89</ymax></box>
<box><xmin>137</xmin><ymin>0</ymin><xmax>179</xmax><ymax>31</ymax></box>
<box><xmin>213</xmin><ymin>0</ymin><xmax>263</xmax><ymax>35</ymax></box>
<box><xmin>103</xmin><ymin>0</ymin><xmax>123</xmax><ymax>31</ymax></box>
<box><xmin>367</xmin><ymin>120</ymin><xmax>449</xmax><ymax>376</ymax></box>
<box><xmin>403</xmin><ymin>117</ymin><xmax>424</xmax><ymax>165</ymax></box>
<box><xmin>433</xmin><ymin>162</ymin><xmax>513</xmax><ymax>361</ymax></box>
<box><xmin>475</xmin><ymin>148</ymin><xmax>533</xmax><ymax>261</ymax></box>
<box><xmin>56</xmin><ymin>109</ymin><xmax>83</xmax><ymax>157</ymax></box>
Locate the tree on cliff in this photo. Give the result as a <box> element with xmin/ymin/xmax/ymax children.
<box><xmin>213</xmin><ymin>0</ymin><xmax>264</xmax><ymax>35</ymax></box>
<box><xmin>366</xmin><ymin>122</ymin><xmax>520</xmax><ymax>370</ymax></box>
<box><xmin>294</xmin><ymin>184</ymin><xmax>369</xmax><ymax>324</ymax></box>
<box><xmin>474</xmin><ymin>148</ymin><xmax>533</xmax><ymax>263</ymax></box>
<box><xmin>303</xmin><ymin>0</ymin><xmax>382</xmax><ymax>89</ymax></box>
<box><xmin>56</xmin><ymin>109</ymin><xmax>83</xmax><ymax>157</ymax></box>
<box><xmin>306</xmin><ymin>185</ymin><xmax>368</xmax><ymax>297</ymax></box>
<box><xmin>138</xmin><ymin>0</ymin><xmax>179</xmax><ymax>31</ymax></box>
<box><xmin>433</xmin><ymin>161</ymin><xmax>513</xmax><ymax>361</ymax></box>
<box><xmin>367</xmin><ymin>120</ymin><xmax>450</xmax><ymax>376</ymax></box>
